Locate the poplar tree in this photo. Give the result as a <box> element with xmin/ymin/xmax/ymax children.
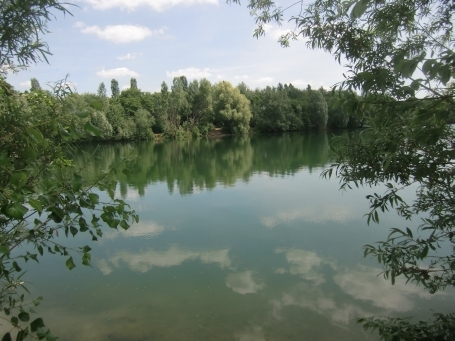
<box><xmin>111</xmin><ymin>79</ymin><xmax>120</xmax><ymax>98</ymax></box>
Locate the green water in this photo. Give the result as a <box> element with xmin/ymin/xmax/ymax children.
<box><xmin>21</xmin><ymin>132</ymin><xmax>455</xmax><ymax>340</ymax></box>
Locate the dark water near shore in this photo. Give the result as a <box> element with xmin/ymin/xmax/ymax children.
<box><xmin>20</xmin><ymin>132</ymin><xmax>455</xmax><ymax>340</ymax></box>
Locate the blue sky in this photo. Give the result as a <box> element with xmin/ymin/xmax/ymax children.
<box><xmin>7</xmin><ymin>0</ymin><xmax>347</xmax><ymax>94</ymax></box>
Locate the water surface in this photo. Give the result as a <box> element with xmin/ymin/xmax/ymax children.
<box><xmin>22</xmin><ymin>132</ymin><xmax>454</xmax><ymax>340</ymax></box>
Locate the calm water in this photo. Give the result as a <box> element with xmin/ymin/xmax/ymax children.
<box><xmin>21</xmin><ymin>132</ymin><xmax>455</xmax><ymax>340</ymax></box>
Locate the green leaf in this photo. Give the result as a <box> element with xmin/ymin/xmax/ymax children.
<box><xmin>10</xmin><ymin>317</ymin><xmax>18</xmax><ymax>326</ymax></box>
<box><xmin>79</xmin><ymin>217</ymin><xmax>88</xmax><ymax>232</ymax></box>
<box><xmin>71</xmin><ymin>174</ymin><xmax>84</xmax><ymax>192</ymax></box>
<box><xmin>0</xmin><ymin>153</ymin><xmax>9</xmax><ymax>166</ymax></box>
<box><xmin>70</xmin><ymin>226</ymin><xmax>78</xmax><ymax>237</ymax></box>
<box><xmin>421</xmin><ymin>245</ymin><xmax>429</xmax><ymax>258</ymax></box>
<box><xmin>75</xmin><ymin>111</ymin><xmax>89</xmax><ymax>118</ymax></box>
<box><xmin>422</xmin><ymin>59</ymin><xmax>436</xmax><ymax>74</ymax></box>
<box><xmin>109</xmin><ymin>219</ymin><xmax>120</xmax><ymax>229</ymax></box>
<box><xmin>65</xmin><ymin>257</ymin><xmax>76</xmax><ymax>270</ymax></box>
<box><xmin>410</xmin><ymin>79</ymin><xmax>421</xmax><ymax>91</ymax></box>
<box><xmin>10</xmin><ymin>173</ymin><xmax>27</xmax><ymax>187</ymax></box>
<box><xmin>30</xmin><ymin>318</ymin><xmax>45</xmax><ymax>333</ymax></box>
<box><xmin>438</xmin><ymin>64</ymin><xmax>451</xmax><ymax>85</ymax></box>
<box><xmin>69</xmin><ymin>122</ymin><xmax>80</xmax><ymax>139</ymax></box>
<box><xmin>49</xmin><ymin>206</ymin><xmax>64</xmax><ymax>223</ymax></box>
<box><xmin>84</xmin><ymin>121</ymin><xmax>104</xmax><ymax>137</ymax></box>
<box><xmin>59</xmin><ymin>128</ymin><xmax>71</xmax><ymax>139</ymax></box>
<box><xmin>24</xmin><ymin>146</ymin><xmax>37</xmax><ymax>159</ymax></box>
<box><xmin>18</xmin><ymin>312</ymin><xmax>30</xmax><ymax>322</ymax></box>
<box><xmin>88</xmin><ymin>193</ymin><xmax>99</xmax><ymax>205</ymax></box>
<box><xmin>3</xmin><ymin>203</ymin><xmax>29</xmax><ymax>219</ymax></box>
<box><xmin>45</xmin><ymin>333</ymin><xmax>58</xmax><ymax>341</ymax></box>
<box><xmin>406</xmin><ymin>227</ymin><xmax>413</xmax><ymax>238</ymax></box>
<box><xmin>120</xmin><ymin>220</ymin><xmax>130</xmax><ymax>230</ymax></box>
<box><xmin>26</xmin><ymin>127</ymin><xmax>44</xmax><ymax>144</ymax></box>
<box><xmin>90</xmin><ymin>101</ymin><xmax>103</xmax><ymax>110</ymax></box>
<box><xmin>351</xmin><ymin>0</ymin><xmax>368</xmax><ymax>20</ymax></box>
<box><xmin>2</xmin><ymin>333</ymin><xmax>12</xmax><ymax>341</ymax></box>
<box><xmin>28</xmin><ymin>198</ymin><xmax>42</xmax><ymax>215</ymax></box>
<box><xmin>16</xmin><ymin>330</ymin><xmax>28</xmax><ymax>341</ymax></box>
<box><xmin>0</xmin><ymin>245</ymin><xmax>9</xmax><ymax>254</ymax></box>
<box><xmin>12</xmin><ymin>261</ymin><xmax>21</xmax><ymax>272</ymax></box>
<box><xmin>36</xmin><ymin>328</ymin><xmax>48</xmax><ymax>340</ymax></box>
<box><xmin>82</xmin><ymin>245</ymin><xmax>92</xmax><ymax>253</ymax></box>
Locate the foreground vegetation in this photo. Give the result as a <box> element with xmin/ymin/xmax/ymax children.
<box><xmin>0</xmin><ymin>1</ymin><xmax>139</xmax><ymax>339</ymax></box>
<box><xmin>232</xmin><ymin>0</ymin><xmax>455</xmax><ymax>339</ymax></box>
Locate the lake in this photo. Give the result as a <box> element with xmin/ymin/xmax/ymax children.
<box><xmin>21</xmin><ymin>132</ymin><xmax>455</xmax><ymax>341</ymax></box>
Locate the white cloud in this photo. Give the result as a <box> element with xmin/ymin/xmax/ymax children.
<box><xmin>225</xmin><ymin>271</ymin><xmax>264</xmax><ymax>294</ymax></box>
<box><xmin>19</xmin><ymin>80</ymin><xmax>31</xmax><ymax>88</ymax></box>
<box><xmin>117</xmin><ymin>53</ymin><xmax>142</xmax><ymax>60</ymax></box>
<box><xmin>263</xmin><ymin>24</ymin><xmax>292</xmax><ymax>40</ymax></box>
<box><xmin>166</xmin><ymin>67</ymin><xmax>212</xmax><ymax>79</ymax></box>
<box><xmin>255</xmin><ymin>77</ymin><xmax>274</xmax><ymax>84</ymax></box>
<box><xmin>234</xmin><ymin>75</ymin><xmax>249</xmax><ymax>80</ymax></box>
<box><xmin>96</xmin><ymin>68</ymin><xmax>139</xmax><ymax>78</ymax></box>
<box><xmin>290</xmin><ymin>79</ymin><xmax>307</xmax><ymax>87</ymax></box>
<box><xmin>82</xmin><ymin>0</ymin><xmax>218</xmax><ymax>11</ymax></box>
<box><xmin>77</xmin><ymin>23</ymin><xmax>160</xmax><ymax>43</ymax></box>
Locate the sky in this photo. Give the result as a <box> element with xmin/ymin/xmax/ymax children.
<box><xmin>7</xmin><ymin>0</ymin><xmax>348</xmax><ymax>95</ymax></box>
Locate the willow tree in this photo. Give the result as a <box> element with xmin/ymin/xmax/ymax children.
<box><xmin>230</xmin><ymin>0</ymin><xmax>455</xmax><ymax>339</ymax></box>
<box><xmin>213</xmin><ymin>81</ymin><xmax>251</xmax><ymax>134</ymax></box>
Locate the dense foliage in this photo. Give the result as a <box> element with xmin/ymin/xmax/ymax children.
<box><xmin>230</xmin><ymin>0</ymin><xmax>455</xmax><ymax>339</ymax></box>
<box><xmin>20</xmin><ymin>76</ymin><xmax>363</xmax><ymax>142</ymax></box>
<box><xmin>0</xmin><ymin>1</ymin><xmax>140</xmax><ymax>340</ymax></box>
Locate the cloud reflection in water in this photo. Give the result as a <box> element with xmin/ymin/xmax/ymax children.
<box><xmin>101</xmin><ymin>220</ymin><xmax>165</xmax><ymax>240</ymax></box>
<box><xmin>225</xmin><ymin>271</ymin><xmax>265</xmax><ymax>294</ymax></box>
<box><xmin>97</xmin><ymin>246</ymin><xmax>232</xmax><ymax>275</ymax></box>
<box><xmin>273</xmin><ymin>247</ymin><xmax>447</xmax><ymax>326</ymax></box>
<box><xmin>261</xmin><ymin>205</ymin><xmax>356</xmax><ymax>228</ymax></box>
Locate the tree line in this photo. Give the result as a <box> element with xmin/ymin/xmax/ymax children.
<box><xmin>26</xmin><ymin>75</ymin><xmax>365</xmax><ymax>142</ymax></box>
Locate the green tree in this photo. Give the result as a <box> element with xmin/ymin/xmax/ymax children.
<box><xmin>232</xmin><ymin>0</ymin><xmax>455</xmax><ymax>338</ymax></box>
<box><xmin>130</xmin><ymin>77</ymin><xmax>138</xmax><ymax>90</ymax></box>
<box><xmin>255</xmin><ymin>86</ymin><xmax>293</xmax><ymax>132</ymax></box>
<box><xmin>111</xmin><ymin>79</ymin><xmax>120</xmax><ymax>98</ymax></box>
<box><xmin>0</xmin><ymin>0</ymin><xmax>71</xmax><ymax>73</ymax></box>
<box><xmin>30</xmin><ymin>78</ymin><xmax>41</xmax><ymax>91</ymax></box>
<box><xmin>166</xmin><ymin>77</ymin><xmax>189</xmax><ymax>137</ymax></box>
<box><xmin>106</xmin><ymin>100</ymin><xmax>127</xmax><ymax>139</ymax></box>
<box><xmin>133</xmin><ymin>108</ymin><xmax>154</xmax><ymax>140</ymax></box>
<box><xmin>152</xmin><ymin>81</ymin><xmax>170</xmax><ymax>133</ymax></box>
<box><xmin>213</xmin><ymin>81</ymin><xmax>251</xmax><ymax>134</ymax></box>
<box><xmin>307</xmin><ymin>89</ymin><xmax>328</xmax><ymax>129</ymax></box>
<box><xmin>187</xmin><ymin>78</ymin><xmax>214</xmax><ymax>134</ymax></box>
<box><xmin>97</xmin><ymin>82</ymin><xmax>107</xmax><ymax>98</ymax></box>
<box><xmin>118</xmin><ymin>87</ymin><xmax>142</xmax><ymax>117</ymax></box>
